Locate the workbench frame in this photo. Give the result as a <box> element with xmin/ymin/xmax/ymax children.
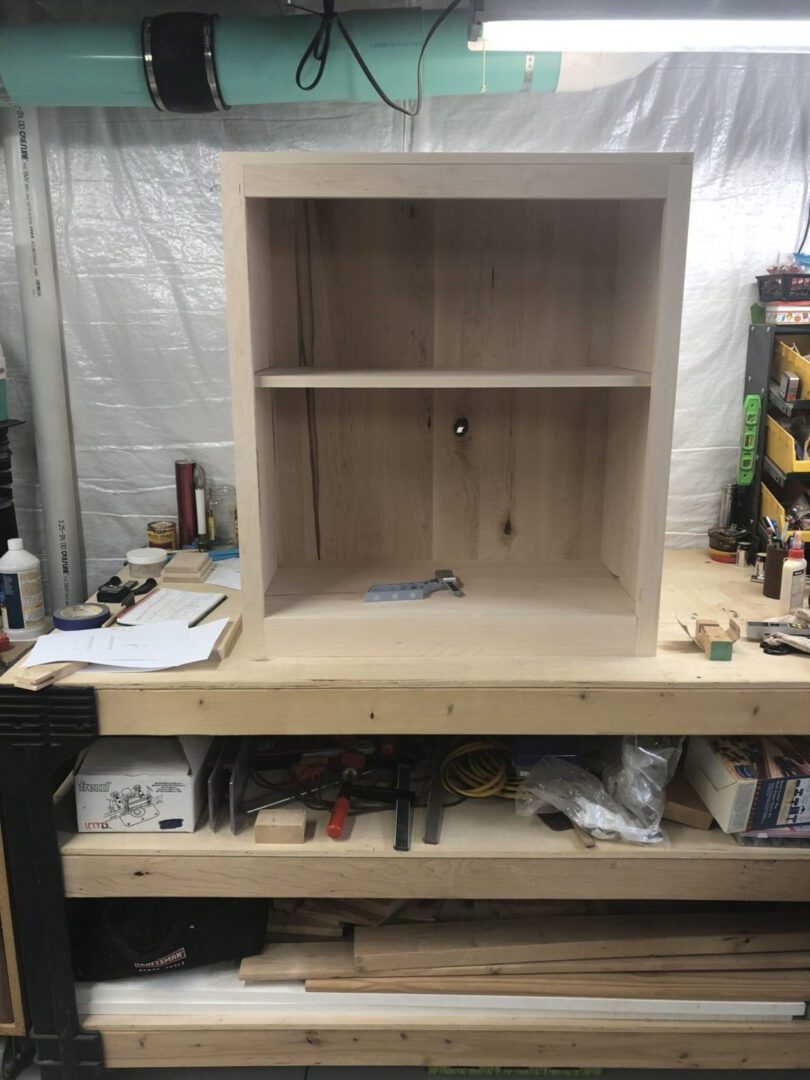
<box><xmin>1</xmin><ymin>552</ymin><xmax>810</xmax><ymax>1077</ymax></box>
<box><xmin>0</xmin><ymin>686</ymin><xmax>102</xmax><ymax>1080</ymax></box>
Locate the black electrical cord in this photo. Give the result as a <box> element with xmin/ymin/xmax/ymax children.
<box><xmin>293</xmin><ymin>0</ymin><xmax>465</xmax><ymax>116</ymax></box>
<box><xmin>798</xmin><ymin>201</ymin><xmax>810</xmax><ymax>255</ymax></box>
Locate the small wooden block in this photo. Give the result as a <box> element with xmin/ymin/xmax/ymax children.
<box><xmin>695</xmin><ymin>620</ymin><xmax>734</xmax><ymax>661</ymax></box>
<box><xmin>164</xmin><ymin>551</ymin><xmax>211</xmax><ymax>573</ymax></box>
<box><xmin>212</xmin><ymin>615</ymin><xmax>242</xmax><ymax>661</ymax></box>
<box><xmin>162</xmin><ymin>551</ymin><xmax>213</xmax><ymax>583</ymax></box>
<box><xmin>664</xmin><ymin>772</ymin><xmax>714</xmax><ymax>831</ymax></box>
<box><xmin>254</xmin><ymin>807</ymin><xmax>307</xmax><ymax>845</ymax></box>
<box><xmin>13</xmin><ymin>660</ymin><xmax>87</xmax><ymax>691</ymax></box>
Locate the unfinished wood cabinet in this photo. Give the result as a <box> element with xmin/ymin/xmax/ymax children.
<box><xmin>222</xmin><ymin>153</ymin><xmax>692</xmax><ymax>661</ymax></box>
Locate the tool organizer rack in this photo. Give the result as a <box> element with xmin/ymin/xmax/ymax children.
<box><xmin>223</xmin><ymin>152</ymin><xmax>692</xmax><ymax>662</ymax></box>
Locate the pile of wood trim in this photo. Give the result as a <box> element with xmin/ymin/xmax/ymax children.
<box><xmin>241</xmin><ymin>903</ymin><xmax>810</xmax><ymax>1005</ymax></box>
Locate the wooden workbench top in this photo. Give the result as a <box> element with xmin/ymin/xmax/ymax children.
<box><xmin>4</xmin><ymin>550</ymin><xmax>809</xmax><ymax>734</ymax></box>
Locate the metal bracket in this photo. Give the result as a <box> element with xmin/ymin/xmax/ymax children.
<box><xmin>365</xmin><ymin>568</ymin><xmax>465</xmax><ymax>602</ymax></box>
<box><xmin>0</xmin><ymin>686</ymin><xmax>105</xmax><ymax>1080</ymax></box>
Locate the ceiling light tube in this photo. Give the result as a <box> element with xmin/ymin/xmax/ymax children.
<box><xmin>469</xmin><ymin>1</ymin><xmax>810</xmax><ymax>53</ymax></box>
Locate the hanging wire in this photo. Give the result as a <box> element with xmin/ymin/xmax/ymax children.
<box><xmin>292</xmin><ymin>0</ymin><xmax>465</xmax><ymax>116</ymax></box>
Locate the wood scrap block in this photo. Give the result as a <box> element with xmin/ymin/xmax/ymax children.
<box><xmin>303</xmin><ymin>900</ymin><xmax>407</xmax><ymax>927</ymax></box>
<box><xmin>212</xmin><ymin>615</ymin><xmax>242</xmax><ymax>660</ymax></box>
<box><xmin>306</xmin><ymin>969</ymin><xmax>810</xmax><ymax>1001</ymax></box>
<box><xmin>254</xmin><ymin>807</ymin><xmax>306</xmax><ymax>845</ymax></box>
<box><xmin>664</xmin><ymin>772</ymin><xmax>714</xmax><ymax>830</ymax></box>
<box><xmin>161</xmin><ymin>551</ymin><xmax>213</xmax><ymax>583</ymax></box>
<box><xmin>353</xmin><ymin>912</ymin><xmax>810</xmax><ymax>974</ymax></box>
<box><xmin>695</xmin><ymin>619</ymin><xmax>734</xmax><ymax>661</ymax></box>
<box><xmin>12</xmin><ymin>660</ymin><xmax>87</xmax><ymax>691</ymax></box>
<box><xmin>240</xmin><ymin>940</ymin><xmax>354</xmax><ymax>982</ymax></box>
<box><xmin>266</xmin><ymin>922</ymin><xmax>345</xmax><ymax>942</ymax></box>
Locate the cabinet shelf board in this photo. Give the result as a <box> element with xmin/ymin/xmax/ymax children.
<box><xmin>263</xmin><ymin>562</ymin><xmax>638</xmax><ymax>659</ymax></box>
<box><xmin>59</xmin><ymin>799</ymin><xmax>810</xmax><ymax>901</ymax></box>
<box><xmin>254</xmin><ymin>367</ymin><xmax>653</xmax><ymax>390</ymax></box>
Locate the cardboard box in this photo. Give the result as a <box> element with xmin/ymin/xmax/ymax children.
<box><xmin>75</xmin><ymin>736</ymin><xmax>212</xmax><ymax>833</ymax></box>
<box><xmin>685</xmin><ymin>736</ymin><xmax>810</xmax><ymax>834</ymax></box>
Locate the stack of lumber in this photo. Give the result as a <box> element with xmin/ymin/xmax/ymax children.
<box><xmin>241</xmin><ymin>908</ymin><xmax>810</xmax><ymax>1008</ymax></box>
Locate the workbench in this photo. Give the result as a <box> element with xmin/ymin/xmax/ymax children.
<box><xmin>1</xmin><ymin>549</ymin><xmax>809</xmax><ymax>1077</ymax></box>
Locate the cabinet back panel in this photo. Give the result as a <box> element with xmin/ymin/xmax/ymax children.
<box><xmin>273</xmin><ymin>388</ymin><xmax>608</xmax><ymax>565</ymax></box>
<box><xmin>433</xmin><ymin>200</ymin><xmax>617</xmax><ymax>371</ymax></box>
<box><xmin>262</xmin><ymin>199</ymin><xmax>619</xmax><ymax>372</ymax></box>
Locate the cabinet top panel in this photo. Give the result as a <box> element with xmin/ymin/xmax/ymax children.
<box><xmin>222</xmin><ymin>152</ymin><xmax>692</xmax><ymax>202</ymax></box>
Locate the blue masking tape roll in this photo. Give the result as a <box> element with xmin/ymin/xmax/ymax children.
<box><xmin>53</xmin><ymin>603</ymin><xmax>110</xmax><ymax>630</ymax></box>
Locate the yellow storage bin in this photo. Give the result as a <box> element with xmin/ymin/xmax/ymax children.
<box><xmin>760</xmin><ymin>482</ymin><xmax>810</xmax><ymax>542</ymax></box>
<box><xmin>774</xmin><ymin>340</ymin><xmax>810</xmax><ymax>399</ymax></box>
<box><xmin>765</xmin><ymin>414</ymin><xmax>810</xmax><ymax>474</ymax></box>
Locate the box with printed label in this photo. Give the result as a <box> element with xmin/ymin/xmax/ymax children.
<box><xmin>685</xmin><ymin>735</ymin><xmax>810</xmax><ymax>834</ymax></box>
<box><xmin>75</xmin><ymin>736</ymin><xmax>212</xmax><ymax>833</ymax></box>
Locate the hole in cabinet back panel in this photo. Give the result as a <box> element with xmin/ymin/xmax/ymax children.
<box><xmin>271</xmin><ymin>387</ymin><xmax>611</xmax><ymax>565</ymax></box>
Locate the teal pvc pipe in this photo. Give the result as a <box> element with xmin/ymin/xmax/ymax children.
<box><xmin>0</xmin><ymin>10</ymin><xmax>561</xmax><ymax>109</ymax></box>
<box><xmin>0</xmin><ymin>23</ymin><xmax>151</xmax><ymax>107</ymax></box>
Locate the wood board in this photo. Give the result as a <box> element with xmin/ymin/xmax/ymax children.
<box><xmin>241</xmin><ymin>942</ymin><xmax>810</xmax><ymax>983</ymax></box>
<box><xmin>306</xmin><ymin>970</ymin><xmax>810</xmax><ymax>1001</ymax></box>
<box><xmin>353</xmin><ymin>913</ymin><xmax>810</xmax><ymax>973</ymax></box>
<box><xmin>240</xmin><ymin>941</ymin><xmax>354</xmax><ymax>983</ymax></box>
<box><xmin>88</xmin><ymin>1013</ymin><xmax>810</xmax><ymax>1071</ymax></box>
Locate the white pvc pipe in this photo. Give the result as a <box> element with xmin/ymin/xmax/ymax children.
<box><xmin>2</xmin><ymin>107</ymin><xmax>85</xmax><ymax>610</ymax></box>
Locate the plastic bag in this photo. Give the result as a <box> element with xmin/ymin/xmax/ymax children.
<box><xmin>516</xmin><ymin>736</ymin><xmax>683</xmax><ymax>845</ymax></box>
<box><xmin>604</xmin><ymin>736</ymin><xmax>684</xmax><ymax>832</ymax></box>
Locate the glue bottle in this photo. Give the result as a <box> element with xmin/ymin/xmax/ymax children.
<box><xmin>0</xmin><ymin>538</ymin><xmax>46</xmax><ymax>638</ymax></box>
<box><xmin>779</xmin><ymin>533</ymin><xmax>807</xmax><ymax>615</ymax></box>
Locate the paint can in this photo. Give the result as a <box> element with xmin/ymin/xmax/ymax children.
<box><xmin>147</xmin><ymin>519</ymin><xmax>177</xmax><ymax>550</ymax></box>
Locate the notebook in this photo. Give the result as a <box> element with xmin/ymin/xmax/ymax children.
<box><xmin>116</xmin><ymin>588</ymin><xmax>226</xmax><ymax>628</ymax></box>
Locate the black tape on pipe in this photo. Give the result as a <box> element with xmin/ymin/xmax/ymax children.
<box><xmin>142</xmin><ymin>13</ymin><xmax>229</xmax><ymax>113</ymax></box>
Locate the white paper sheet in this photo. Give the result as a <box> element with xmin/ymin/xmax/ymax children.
<box><xmin>21</xmin><ymin>619</ymin><xmax>228</xmax><ymax>670</ymax></box>
<box><xmin>207</xmin><ymin>559</ymin><xmax>241</xmax><ymax>591</ymax></box>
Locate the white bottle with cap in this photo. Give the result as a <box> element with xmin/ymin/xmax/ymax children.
<box><xmin>0</xmin><ymin>537</ymin><xmax>46</xmax><ymax>638</ymax></box>
<box><xmin>779</xmin><ymin>533</ymin><xmax>808</xmax><ymax>615</ymax></box>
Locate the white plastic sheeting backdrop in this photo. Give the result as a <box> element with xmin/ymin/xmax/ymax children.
<box><xmin>1</xmin><ymin>49</ymin><xmax>809</xmax><ymax>587</ymax></box>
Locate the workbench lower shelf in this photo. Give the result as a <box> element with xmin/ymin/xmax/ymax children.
<box><xmin>59</xmin><ymin>799</ymin><xmax>810</xmax><ymax>901</ymax></box>
<box><xmin>83</xmin><ymin>1014</ymin><xmax>810</xmax><ymax>1070</ymax></box>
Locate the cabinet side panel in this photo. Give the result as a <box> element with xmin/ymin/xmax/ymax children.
<box><xmin>264</xmin><ymin>201</ymin><xmax>302</xmax><ymax>368</ymax></box>
<box><xmin>601</xmin><ymin>387</ymin><xmax>649</xmax><ymax>601</ymax></box>
<box><xmin>612</xmin><ymin>201</ymin><xmax>664</xmax><ymax>375</ymax></box>
<box><xmin>273</xmin><ymin>389</ymin><xmax>318</xmax><ymax>565</ymax></box>
<box><xmin>434</xmin><ymin>201</ymin><xmax>618</xmax><ymax>371</ymax></box>
<box><xmin>222</xmin><ymin>162</ymin><xmax>275</xmax><ymax>657</ymax></box>
<box><xmin>634</xmin><ymin>166</ymin><xmax>693</xmax><ymax>653</ymax></box>
<box><xmin>433</xmin><ymin>388</ymin><xmax>607</xmax><ymax>562</ymax></box>
<box><xmin>301</xmin><ymin>200</ymin><xmax>435</xmax><ymax>371</ymax></box>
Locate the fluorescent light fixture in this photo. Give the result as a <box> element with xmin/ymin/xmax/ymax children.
<box><xmin>469</xmin><ymin>1</ymin><xmax>810</xmax><ymax>53</ymax></box>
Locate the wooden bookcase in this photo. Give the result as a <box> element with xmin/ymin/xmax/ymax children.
<box><xmin>222</xmin><ymin>153</ymin><xmax>692</xmax><ymax>661</ymax></box>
